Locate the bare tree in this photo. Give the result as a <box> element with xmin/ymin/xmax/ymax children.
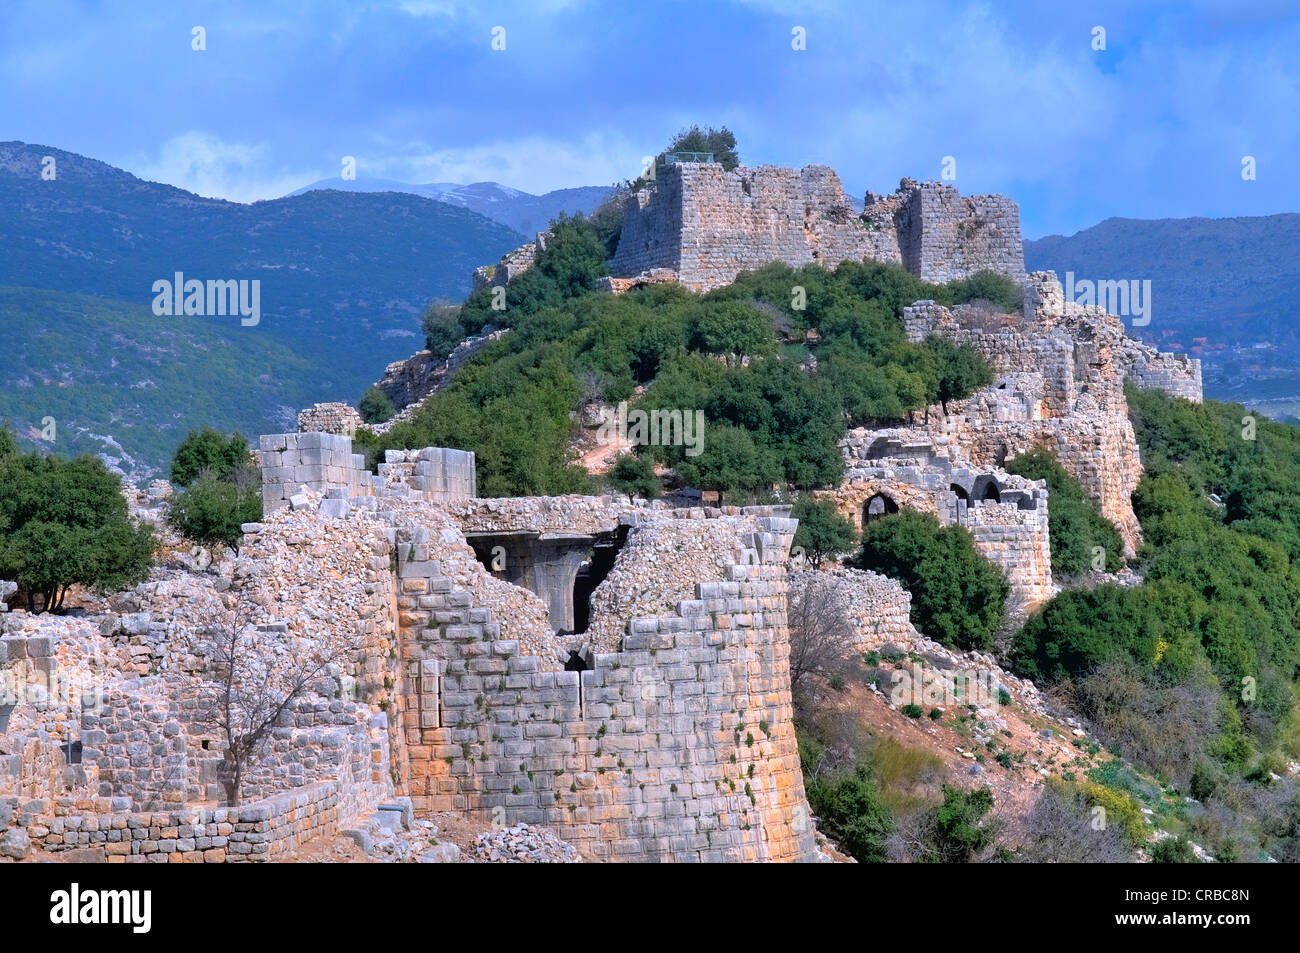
<box><xmin>194</xmin><ymin>600</ymin><xmax>353</xmax><ymax>806</ymax></box>
<box><xmin>787</xmin><ymin>575</ymin><xmax>858</xmax><ymax>712</ymax></box>
<box><xmin>1061</xmin><ymin>658</ymin><xmax>1219</xmax><ymax>789</ymax></box>
<box><xmin>1011</xmin><ymin>782</ymin><xmax>1133</xmax><ymax>863</ymax></box>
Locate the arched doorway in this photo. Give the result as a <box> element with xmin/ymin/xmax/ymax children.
<box><xmin>973</xmin><ymin>475</ymin><xmax>1002</xmax><ymax>503</ymax></box>
<box><xmin>863</xmin><ymin>493</ymin><xmax>899</xmax><ymax>527</ymax></box>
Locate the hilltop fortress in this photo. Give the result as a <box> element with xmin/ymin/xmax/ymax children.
<box><xmin>1</xmin><ymin>160</ymin><xmax>1203</xmax><ymax>864</ymax></box>
<box><xmin>611</xmin><ymin>163</ymin><xmax>1025</xmax><ymax>291</ymax></box>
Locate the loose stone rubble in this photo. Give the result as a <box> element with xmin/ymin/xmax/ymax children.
<box><xmin>472</xmin><ymin>823</ymin><xmax>582</xmax><ymax>863</ymax></box>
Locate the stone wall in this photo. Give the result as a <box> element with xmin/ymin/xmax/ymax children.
<box><xmin>19</xmin><ymin>780</ymin><xmax>359</xmax><ymax>862</ymax></box>
<box><xmin>900</xmin><ymin>275</ymin><xmax>1167</xmax><ymax>556</ymax></box>
<box><xmin>395</xmin><ymin>507</ymin><xmax>819</xmax><ymax>862</ymax></box>
<box><xmin>824</xmin><ymin>428</ymin><xmax>1054</xmax><ymax>613</ymax></box>
<box><xmin>256</xmin><ymin>433</ymin><xmax>477</xmax><ymax>514</ymax></box>
<box><xmin>606</xmin><ymin>164</ymin><xmax>1024</xmax><ymax>291</ymax></box>
<box><xmin>1121</xmin><ymin>341</ymin><xmax>1203</xmax><ymax>402</ymax></box>
<box><xmin>258</xmin><ymin>432</ymin><xmax>375</xmax><ymax>513</ymax></box>
<box><xmin>371</xmin><ymin>328</ymin><xmax>509</xmax><ymax>428</ymax></box>
<box><xmin>789</xmin><ymin>569</ymin><xmax>917</xmax><ymax>652</ymax></box>
<box><xmin>297</xmin><ymin>402</ymin><xmax>362</xmax><ymax>436</ymax></box>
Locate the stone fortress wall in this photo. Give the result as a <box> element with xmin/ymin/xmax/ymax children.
<box><xmin>258</xmin><ymin>432</ymin><xmax>477</xmax><ymax>513</ymax></box>
<box><xmin>825</xmin><ymin>428</ymin><xmax>1054</xmax><ymax>613</ymax></box>
<box><xmin>898</xmin><ymin>273</ymin><xmax>1202</xmax><ymax>558</ymax></box>
<box><xmin>396</xmin><ymin>503</ymin><xmax>818</xmax><ymax>862</ymax></box>
<box><xmin>3</xmin><ymin>434</ymin><xmax>820</xmax><ymax>861</ymax></box>
<box><xmin>611</xmin><ymin>164</ymin><xmax>1025</xmax><ymax>291</ymax></box>
<box><xmin>474</xmin><ymin>163</ymin><xmax>1025</xmax><ymax>295</ymax></box>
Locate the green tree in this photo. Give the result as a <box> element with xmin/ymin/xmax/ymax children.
<box><xmin>1010</xmin><ymin>583</ymin><xmax>1156</xmax><ymax>682</ymax></box>
<box><xmin>606</xmin><ymin>453</ymin><xmax>661</xmax><ymax>500</ymax></box>
<box><xmin>857</xmin><ymin>510</ymin><xmax>1008</xmax><ymax>650</ymax></box>
<box><xmin>674</xmin><ymin>424</ymin><xmax>781</xmax><ymax>499</ymax></box>
<box><xmin>688</xmin><ymin>300</ymin><xmax>776</xmax><ymax>359</ymax></box>
<box><xmin>0</xmin><ymin>451</ymin><xmax>154</xmax><ymax>612</ymax></box>
<box><xmin>922</xmin><ymin>335</ymin><xmax>994</xmax><ymax>416</ymax></box>
<box><xmin>421</xmin><ymin>302</ymin><xmax>463</xmax><ymax>360</ymax></box>
<box><xmin>632</xmin><ymin>125</ymin><xmax>741</xmax><ymax>189</ymax></box>
<box><xmin>947</xmin><ymin>270</ymin><xmax>1023</xmax><ymax>313</ymax></box>
<box><xmin>170</xmin><ymin>428</ymin><xmax>251</xmax><ymax>487</ymax></box>
<box><xmin>358</xmin><ymin>386</ymin><xmax>395</xmax><ymax>425</ymax></box>
<box><xmin>167</xmin><ymin>472</ymin><xmax>263</xmax><ymax>552</ymax></box>
<box><xmin>791</xmin><ymin>496</ymin><xmax>858</xmax><ymax>567</ymax></box>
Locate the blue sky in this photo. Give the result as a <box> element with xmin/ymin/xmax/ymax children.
<box><xmin>2</xmin><ymin>0</ymin><xmax>1297</xmax><ymax>237</ymax></box>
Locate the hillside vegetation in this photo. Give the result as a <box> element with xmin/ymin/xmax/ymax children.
<box><xmin>0</xmin><ymin>141</ymin><xmax>526</xmax><ymax>473</ymax></box>
<box><xmin>1007</xmin><ymin>386</ymin><xmax>1300</xmax><ymax>861</ymax></box>
<box><xmin>0</xmin><ymin>285</ymin><xmax>317</xmax><ymax>474</ymax></box>
<box><xmin>363</xmin><ymin>215</ymin><xmax>1010</xmax><ymax>498</ymax></box>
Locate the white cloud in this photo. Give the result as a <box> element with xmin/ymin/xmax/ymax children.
<box><xmin>363</xmin><ymin>132</ymin><xmax>641</xmax><ymax>193</ymax></box>
<box><xmin>128</xmin><ymin>131</ymin><xmax>320</xmax><ymax>203</ymax></box>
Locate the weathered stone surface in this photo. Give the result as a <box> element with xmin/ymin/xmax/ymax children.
<box><xmin>0</xmin><ymin>826</ymin><xmax>31</xmax><ymax>860</ymax></box>
<box><xmin>607</xmin><ymin>165</ymin><xmax>1024</xmax><ymax>291</ymax></box>
<box><xmin>297</xmin><ymin>402</ymin><xmax>362</xmax><ymax>436</ymax></box>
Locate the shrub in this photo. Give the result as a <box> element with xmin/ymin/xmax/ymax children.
<box><xmin>1014</xmin><ymin>780</ymin><xmax>1133</xmax><ymax>863</ymax></box>
<box><xmin>358</xmin><ymin>386</ymin><xmax>395</xmax><ymax>425</ymax></box>
<box><xmin>1081</xmin><ymin>780</ymin><xmax>1148</xmax><ymax>849</ymax></box>
<box><xmin>901</xmin><ymin>704</ymin><xmax>923</xmax><ymax>719</ymax></box>
<box><xmin>802</xmin><ymin>762</ymin><xmax>895</xmax><ymax>863</ymax></box>
<box><xmin>857</xmin><ymin>510</ymin><xmax>1008</xmax><ymax>651</ymax></box>
<box><xmin>1151</xmin><ymin>836</ymin><xmax>1199</xmax><ymax>863</ymax></box>
<box><xmin>905</xmin><ymin>784</ymin><xmax>998</xmax><ymax>863</ymax></box>
<box><xmin>167</xmin><ymin>472</ymin><xmax>262</xmax><ymax>551</ymax></box>
<box><xmin>791</xmin><ymin>496</ymin><xmax>857</xmax><ymax>567</ymax></box>
<box><xmin>170</xmin><ymin>428</ymin><xmax>250</xmax><ymax>487</ymax></box>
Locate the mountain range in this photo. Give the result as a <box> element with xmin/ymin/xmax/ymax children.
<box><xmin>0</xmin><ymin>142</ymin><xmax>546</xmax><ymax>477</ymax></box>
<box><xmin>3</xmin><ymin>137</ymin><xmax>1298</xmax><ymax>477</ymax></box>
<box><xmin>286</xmin><ymin>177</ymin><xmax>616</xmax><ymax>237</ymax></box>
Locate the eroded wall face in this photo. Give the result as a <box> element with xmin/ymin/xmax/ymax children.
<box><xmin>396</xmin><ymin>514</ymin><xmax>819</xmax><ymax>862</ymax></box>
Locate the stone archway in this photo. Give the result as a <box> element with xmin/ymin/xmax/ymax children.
<box><xmin>863</xmin><ymin>492</ymin><xmax>899</xmax><ymax>526</ymax></box>
<box><xmin>973</xmin><ymin>475</ymin><xmax>1002</xmax><ymax>503</ymax></box>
